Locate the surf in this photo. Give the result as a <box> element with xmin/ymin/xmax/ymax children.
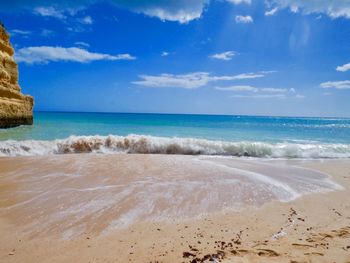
<box><xmin>1</xmin><ymin>134</ymin><xmax>350</xmax><ymax>158</ymax></box>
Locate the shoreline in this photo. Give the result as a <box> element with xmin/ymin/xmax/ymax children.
<box><xmin>1</xmin><ymin>134</ymin><xmax>350</xmax><ymax>158</ymax></box>
<box><xmin>0</xmin><ymin>155</ymin><xmax>349</xmax><ymax>262</ymax></box>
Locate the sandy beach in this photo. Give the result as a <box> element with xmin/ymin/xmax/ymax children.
<box><xmin>0</xmin><ymin>154</ymin><xmax>349</xmax><ymax>263</ymax></box>
<box><xmin>2</xmin><ymin>0</ymin><xmax>350</xmax><ymax>262</ymax></box>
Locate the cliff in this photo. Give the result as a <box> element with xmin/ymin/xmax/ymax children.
<box><xmin>0</xmin><ymin>24</ymin><xmax>33</xmax><ymax>128</ymax></box>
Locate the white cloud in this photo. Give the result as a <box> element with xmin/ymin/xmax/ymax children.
<box><xmin>9</xmin><ymin>28</ymin><xmax>55</xmax><ymax>38</ymax></box>
<box><xmin>258</xmin><ymin>70</ymin><xmax>278</xmax><ymax>74</ymax></box>
<box><xmin>216</xmin><ymin>85</ymin><xmax>293</xmax><ymax>94</ymax></box>
<box><xmin>320</xmin><ymin>80</ymin><xmax>350</xmax><ymax>89</ymax></box>
<box><xmin>40</xmin><ymin>29</ymin><xmax>55</xmax><ymax>37</ymax></box>
<box><xmin>336</xmin><ymin>63</ymin><xmax>350</xmax><ymax>72</ymax></box>
<box><xmin>210</xmin><ymin>51</ymin><xmax>237</xmax><ymax>61</ymax></box>
<box><xmin>231</xmin><ymin>94</ymin><xmax>286</xmax><ymax>99</ymax></box>
<box><xmin>235</xmin><ymin>15</ymin><xmax>253</xmax><ymax>24</ymax></box>
<box><xmin>265</xmin><ymin>7</ymin><xmax>278</xmax><ymax>16</ymax></box>
<box><xmin>226</xmin><ymin>0</ymin><xmax>251</xmax><ymax>4</ymax></box>
<box><xmin>116</xmin><ymin>0</ymin><xmax>209</xmax><ymax>24</ymax></box>
<box><xmin>133</xmin><ymin>72</ymin><xmax>210</xmax><ymax>89</ymax></box>
<box><xmin>5</xmin><ymin>0</ymin><xmax>350</xmax><ymax>24</ymax></box>
<box><xmin>15</xmin><ymin>46</ymin><xmax>136</xmax><ymax>64</ymax></box>
<box><xmin>266</xmin><ymin>0</ymin><xmax>350</xmax><ymax>19</ymax></box>
<box><xmin>161</xmin><ymin>51</ymin><xmax>169</xmax><ymax>56</ymax></box>
<box><xmin>215</xmin><ymin>85</ymin><xmax>258</xmax><ymax>92</ymax></box>
<box><xmin>78</xmin><ymin>16</ymin><xmax>93</xmax><ymax>24</ymax></box>
<box><xmin>260</xmin><ymin>87</ymin><xmax>288</xmax><ymax>93</ymax></box>
<box><xmin>29</xmin><ymin>1</ymin><xmax>209</xmax><ymax>24</ymax></box>
<box><xmin>2</xmin><ymin>0</ymin><xmax>252</xmax><ymax>24</ymax></box>
<box><xmin>74</xmin><ymin>41</ymin><xmax>90</xmax><ymax>47</ymax></box>
<box><xmin>227</xmin><ymin>73</ymin><xmax>265</xmax><ymax>80</ymax></box>
<box><xmin>8</xmin><ymin>29</ymin><xmax>32</xmax><ymax>39</ymax></box>
<box><xmin>132</xmin><ymin>72</ymin><xmax>265</xmax><ymax>89</ymax></box>
<box><xmin>127</xmin><ymin>0</ymin><xmax>251</xmax><ymax>23</ymax></box>
<box><xmin>228</xmin><ymin>88</ymin><xmax>304</xmax><ymax>99</ymax></box>
<box><xmin>34</xmin><ymin>6</ymin><xmax>67</xmax><ymax>19</ymax></box>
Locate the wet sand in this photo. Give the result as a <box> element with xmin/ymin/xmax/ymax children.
<box><xmin>0</xmin><ymin>154</ymin><xmax>350</xmax><ymax>262</ymax></box>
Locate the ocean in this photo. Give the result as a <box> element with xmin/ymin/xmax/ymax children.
<box><xmin>1</xmin><ymin>111</ymin><xmax>350</xmax><ymax>158</ymax></box>
<box><xmin>0</xmin><ymin>112</ymin><xmax>346</xmax><ymax>239</ymax></box>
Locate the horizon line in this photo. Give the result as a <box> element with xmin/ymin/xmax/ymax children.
<box><xmin>33</xmin><ymin>110</ymin><xmax>350</xmax><ymax>120</ymax></box>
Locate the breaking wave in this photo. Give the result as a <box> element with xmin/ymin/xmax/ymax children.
<box><xmin>1</xmin><ymin>134</ymin><xmax>350</xmax><ymax>158</ymax></box>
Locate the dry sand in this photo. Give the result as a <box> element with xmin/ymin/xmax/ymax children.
<box><xmin>0</xmin><ymin>155</ymin><xmax>349</xmax><ymax>263</ymax></box>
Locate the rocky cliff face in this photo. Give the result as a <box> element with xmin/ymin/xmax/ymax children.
<box><xmin>0</xmin><ymin>24</ymin><xmax>33</xmax><ymax>128</ymax></box>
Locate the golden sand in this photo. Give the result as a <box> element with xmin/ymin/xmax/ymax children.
<box><xmin>0</xmin><ymin>155</ymin><xmax>349</xmax><ymax>263</ymax></box>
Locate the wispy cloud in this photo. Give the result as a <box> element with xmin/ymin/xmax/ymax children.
<box><xmin>235</xmin><ymin>15</ymin><xmax>253</xmax><ymax>24</ymax></box>
<box><xmin>227</xmin><ymin>73</ymin><xmax>265</xmax><ymax>80</ymax></box>
<box><xmin>231</xmin><ymin>94</ymin><xmax>286</xmax><ymax>99</ymax></box>
<box><xmin>226</xmin><ymin>0</ymin><xmax>251</xmax><ymax>4</ymax></box>
<box><xmin>266</xmin><ymin>0</ymin><xmax>350</xmax><ymax>19</ymax></box>
<box><xmin>216</xmin><ymin>85</ymin><xmax>302</xmax><ymax>99</ymax></box>
<box><xmin>216</xmin><ymin>85</ymin><xmax>294</xmax><ymax>94</ymax></box>
<box><xmin>15</xmin><ymin>46</ymin><xmax>136</xmax><ymax>64</ymax></box>
<box><xmin>34</xmin><ymin>6</ymin><xmax>67</xmax><ymax>19</ymax></box>
<box><xmin>260</xmin><ymin>87</ymin><xmax>289</xmax><ymax>93</ymax></box>
<box><xmin>9</xmin><ymin>28</ymin><xmax>56</xmax><ymax>38</ymax></box>
<box><xmin>320</xmin><ymin>80</ymin><xmax>350</xmax><ymax>89</ymax></box>
<box><xmin>33</xmin><ymin>6</ymin><xmax>95</xmax><ymax>34</ymax></box>
<box><xmin>116</xmin><ymin>0</ymin><xmax>250</xmax><ymax>23</ymax></box>
<box><xmin>78</xmin><ymin>15</ymin><xmax>93</xmax><ymax>24</ymax></box>
<box><xmin>265</xmin><ymin>7</ymin><xmax>278</xmax><ymax>16</ymax></box>
<box><xmin>161</xmin><ymin>51</ymin><xmax>169</xmax><ymax>57</ymax></box>
<box><xmin>3</xmin><ymin>0</ymin><xmax>254</xmax><ymax>24</ymax></box>
<box><xmin>74</xmin><ymin>41</ymin><xmax>90</xmax><ymax>48</ymax></box>
<box><xmin>231</xmin><ymin>93</ymin><xmax>304</xmax><ymax>99</ymax></box>
<box><xmin>29</xmin><ymin>1</ymin><xmax>208</xmax><ymax>24</ymax></box>
<box><xmin>336</xmin><ymin>63</ymin><xmax>350</xmax><ymax>72</ymax></box>
<box><xmin>132</xmin><ymin>72</ymin><xmax>265</xmax><ymax>89</ymax></box>
<box><xmin>4</xmin><ymin>0</ymin><xmax>350</xmax><ymax>24</ymax></box>
<box><xmin>40</xmin><ymin>29</ymin><xmax>55</xmax><ymax>37</ymax></box>
<box><xmin>258</xmin><ymin>70</ymin><xmax>278</xmax><ymax>74</ymax></box>
<box><xmin>215</xmin><ymin>85</ymin><xmax>258</xmax><ymax>92</ymax></box>
<box><xmin>9</xmin><ymin>29</ymin><xmax>32</xmax><ymax>37</ymax></box>
<box><xmin>210</xmin><ymin>51</ymin><xmax>237</xmax><ymax>61</ymax></box>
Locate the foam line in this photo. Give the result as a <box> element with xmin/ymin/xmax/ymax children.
<box><xmin>1</xmin><ymin>134</ymin><xmax>350</xmax><ymax>158</ymax></box>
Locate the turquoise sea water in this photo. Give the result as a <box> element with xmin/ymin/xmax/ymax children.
<box><xmin>1</xmin><ymin>112</ymin><xmax>350</xmax><ymax>158</ymax></box>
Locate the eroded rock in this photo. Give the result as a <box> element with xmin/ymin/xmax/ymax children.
<box><xmin>0</xmin><ymin>23</ymin><xmax>33</xmax><ymax>128</ymax></box>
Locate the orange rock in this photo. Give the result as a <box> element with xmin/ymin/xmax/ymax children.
<box><xmin>0</xmin><ymin>24</ymin><xmax>33</xmax><ymax>128</ymax></box>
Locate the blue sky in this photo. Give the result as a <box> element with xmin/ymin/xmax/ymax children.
<box><xmin>1</xmin><ymin>0</ymin><xmax>350</xmax><ymax>117</ymax></box>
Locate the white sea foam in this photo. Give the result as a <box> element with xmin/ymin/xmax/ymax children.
<box><xmin>1</xmin><ymin>134</ymin><xmax>350</xmax><ymax>158</ymax></box>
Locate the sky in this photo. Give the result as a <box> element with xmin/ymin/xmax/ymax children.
<box><xmin>1</xmin><ymin>0</ymin><xmax>350</xmax><ymax>117</ymax></box>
